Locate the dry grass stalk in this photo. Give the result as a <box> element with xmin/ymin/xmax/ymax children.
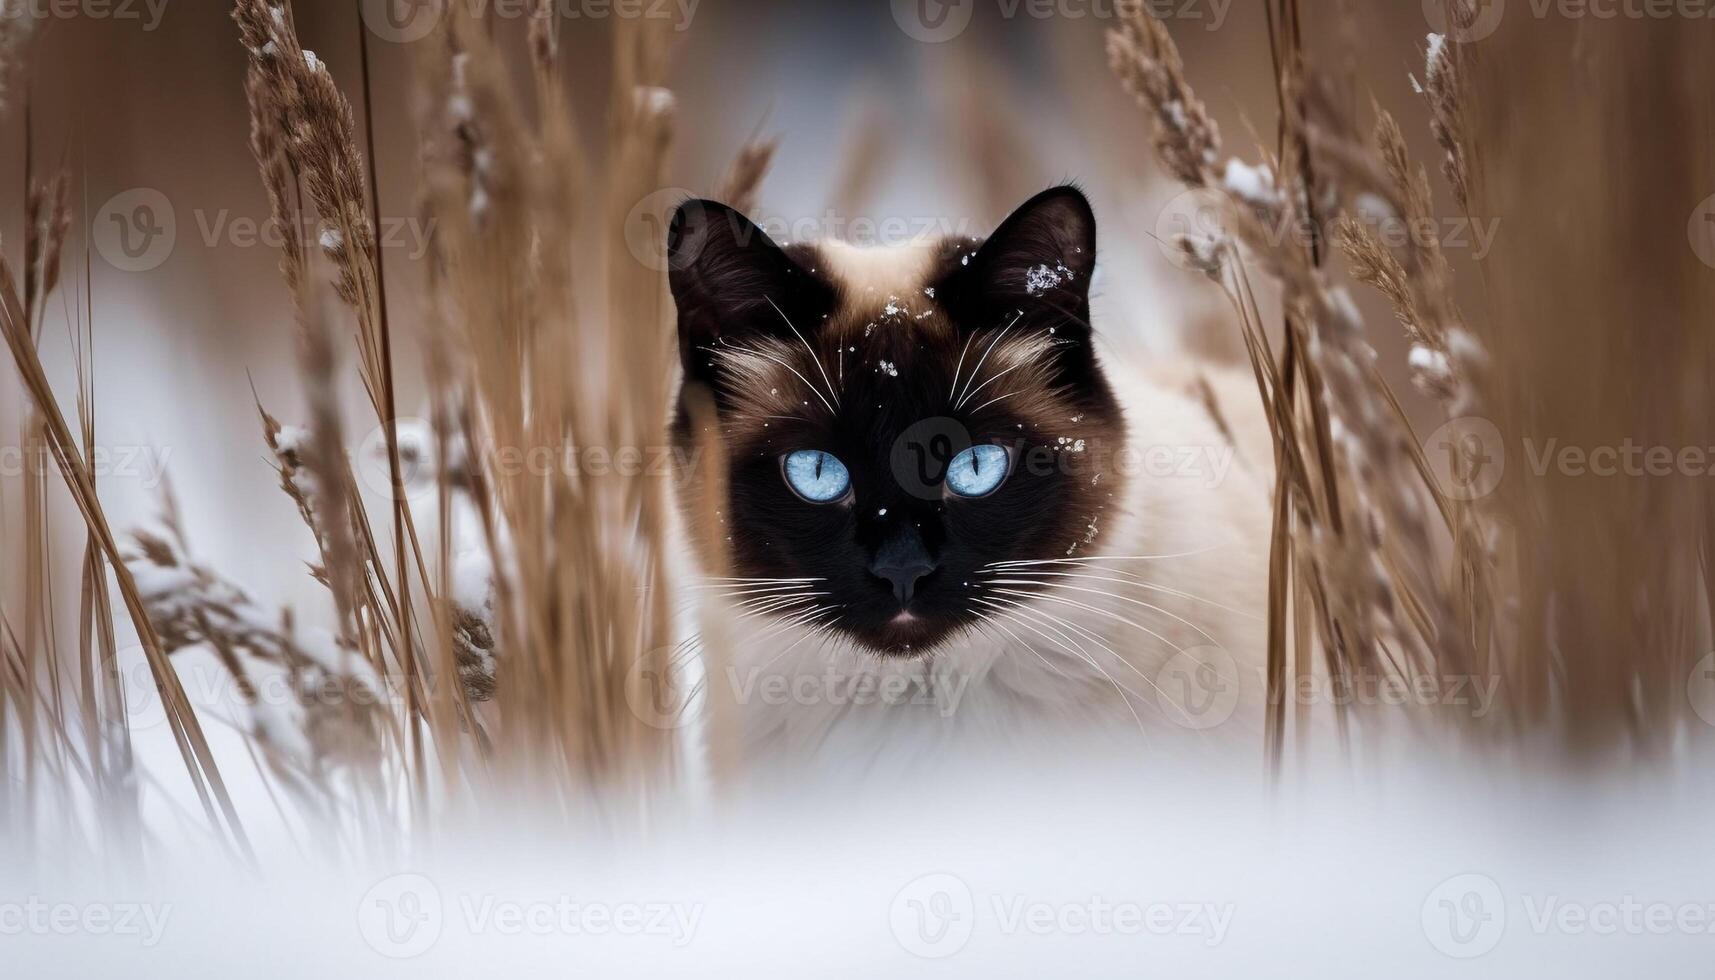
<box><xmin>235</xmin><ymin>0</ymin><xmax>444</xmax><ymax>803</ymax></box>
<box><xmin>716</xmin><ymin>135</ymin><xmax>777</xmax><ymax>216</ymax></box>
<box><xmin>1453</xmin><ymin>13</ymin><xmax>1714</xmax><ymax>752</ymax></box>
<box><xmin>0</xmin><ymin>0</ymin><xmax>31</xmax><ymax>117</ymax></box>
<box><xmin>1108</xmin><ymin>1</ymin><xmax>1483</xmax><ymax>764</ymax></box>
<box><xmin>826</xmin><ymin>93</ymin><xmax>890</xmax><ymax>220</ymax></box>
<box><xmin>407</xmin><ymin>6</ymin><xmax>680</xmax><ymax>808</ymax></box>
<box><xmin>945</xmin><ymin>42</ymin><xmax>1044</xmax><ymax>225</ymax></box>
<box><xmin>1114</xmin><ymin>1</ymin><xmax>1715</xmax><ymax>761</ymax></box>
<box><xmin>0</xmin><ymin>241</ymin><xmax>253</xmax><ymax>860</ymax></box>
<box><xmin>23</xmin><ymin>170</ymin><xmax>70</xmax><ymax>336</ymax></box>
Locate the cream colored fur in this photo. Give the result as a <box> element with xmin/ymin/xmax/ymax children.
<box><xmin>680</xmin><ymin>243</ymin><xmax>1276</xmax><ymax>783</ymax></box>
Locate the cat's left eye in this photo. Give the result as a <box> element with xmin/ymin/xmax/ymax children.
<box><xmin>782</xmin><ymin>449</ymin><xmax>852</xmax><ymax>503</ymax></box>
<box><xmin>944</xmin><ymin>444</ymin><xmax>1011</xmax><ymax>498</ymax></box>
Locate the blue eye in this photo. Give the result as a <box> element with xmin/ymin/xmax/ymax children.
<box><xmin>782</xmin><ymin>450</ymin><xmax>852</xmax><ymax>503</ymax></box>
<box><xmin>945</xmin><ymin>444</ymin><xmax>1010</xmax><ymax>498</ymax></box>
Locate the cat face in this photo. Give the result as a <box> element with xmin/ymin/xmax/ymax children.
<box><xmin>669</xmin><ymin>187</ymin><xmax>1125</xmax><ymax>656</ymax></box>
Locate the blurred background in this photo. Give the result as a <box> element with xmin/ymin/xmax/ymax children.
<box><xmin>5</xmin><ymin>5</ymin><xmax>1715</xmax><ymax>978</ymax></box>
<box><xmin>0</xmin><ymin>0</ymin><xmax>1449</xmax><ymax>623</ymax></box>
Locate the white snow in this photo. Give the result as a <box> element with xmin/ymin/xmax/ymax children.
<box><xmin>1426</xmin><ymin>32</ymin><xmax>1447</xmax><ymax>76</ymax></box>
<box><xmin>1408</xmin><ymin>343</ymin><xmax>1449</xmax><ymax>377</ymax></box>
<box><xmin>273</xmin><ymin>424</ymin><xmax>309</xmax><ymax>455</ymax></box>
<box><xmin>1222</xmin><ymin>159</ymin><xmax>1278</xmax><ymax>208</ymax></box>
<box><xmin>636</xmin><ymin>86</ymin><xmax>676</xmax><ymax>116</ymax></box>
<box><xmin>1024</xmin><ymin>263</ymin><xmax>1069</xmax><ymax>296</ymax></box>
<box><xmin>1353</xmin><ymin>193</ymin><xmax>1397</xmax><ymax>224</ymax></box>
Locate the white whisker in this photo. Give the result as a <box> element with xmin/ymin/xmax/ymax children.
<box><xmin>715</xmin><ymin>339</ymin><xmax>837</xmax><ymax>416</ymax></box>
<box><xmin>947</xmin><ymin>329</ymin><xmax>978</xmax><ymax>401</ymax></box>
<box><xmin>983</xmin><ymin>549</ymin><xmax>1225</xmax><ymax>568</ymax></box>
<box><xmin>967</xmin><ymin>390</ymin><xmax>1019</xmax><ymax>414</ymax></box>
<box><xmin>766</xmin><ymin>295</ymin><xmax>841</xmax><ymax>409</ymax></box>
<box><xmin>984</xmin><ymin>577</ymin><xmax>1219</xmax><ymax>646</ymax></box>
<box><xmin>953</xmin><ymin>312</ymin><xmax>1021</xmax><ymax>408</ymax></box>
<box><xmin>974</xmin><ymin>595</ymin><xmax>1150</xmax><ymax>739</ymax></box>
<box><xmin>991</xmin><ymin>587</ymin><xmax>1187</xmax><ymax>657</ymax></box>
<box><xmin>956</xmin><ymin>359</ymin><xmax>1023</xmax><ymax>410</ymax></box>
<box><xmin>983</xmin><ymin>592</ymin><xmax>1206</xmax><ymax>732</ymax></box>
<box><xmin>973</xmin><ymin>610</ymin><xmax>1069</xmax><ymax>680</ymax></box>
<box><xmin>981</xmin><ymin>568</ymin><xmax>1262</xmax><ymax>621</ymax></box>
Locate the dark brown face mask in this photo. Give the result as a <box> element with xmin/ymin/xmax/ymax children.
<box><xmin>668</xmin><ymin>187</ymin><xmax>1126</xmax><ymax>656</ymax></box>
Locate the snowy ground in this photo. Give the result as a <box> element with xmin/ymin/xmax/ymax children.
<box><xmin>9</xmin><ymin>753</ymin><xmax>1714</xmax><ymax>978</ymax></box>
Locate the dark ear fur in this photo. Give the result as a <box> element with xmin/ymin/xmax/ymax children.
<box><xmin>936</xmin><ymin>186</ymin><xmax>1097</xmax><ymax>335</ymax></box>
<box><xmin>668</xmin><ymin>200</ymin><xmax>835</xmax><ymax>384</ymax></box>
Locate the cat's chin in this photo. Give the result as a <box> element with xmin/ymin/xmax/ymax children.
<box><xmin>841</xmin><ymin>612</ymin><xmax>962</xmax><ymax>659</ymax></box>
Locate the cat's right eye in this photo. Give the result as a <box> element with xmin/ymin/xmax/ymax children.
<box><xmin>781</xmin><ymin>450</ymin><xmax>852</xmax><ymax>503</ymax></box>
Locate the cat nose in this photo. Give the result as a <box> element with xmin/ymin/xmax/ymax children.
<box><xmin>869</xmin><ymin>524</ymin><xmax>937</xmax><ymax>604</ymax></box>
<box><xmin>873</xmin><ymin>560</ymin><xmax>935</xmax><ymax>604</ymax></box>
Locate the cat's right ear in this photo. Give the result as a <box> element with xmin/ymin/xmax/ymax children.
<box><xmin>668</xmin><ymin>200</ymin><xmax>832</xmax><ymax>384</ymax></box>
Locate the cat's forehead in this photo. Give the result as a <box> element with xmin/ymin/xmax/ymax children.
<box><xmin>812</xmin><ymin>237</ymin><xmax>973</xmax><ymax>332</ymax></box>
<box><xmin>816</xmin><ymin>239</ymin><xmax>939</xmax><ymax>307</ymax></box>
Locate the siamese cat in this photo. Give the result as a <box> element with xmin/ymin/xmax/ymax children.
<box><xmin>668</xmin><ymin>186</ymin><xmax>1271</xmax><ymax>776</ymax></box>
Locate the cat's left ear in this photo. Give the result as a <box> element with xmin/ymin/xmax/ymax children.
<box><xmin>940</xmin><ymin>186</ymin><xmax>1097</xmax><ymax>331</ymax></box>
